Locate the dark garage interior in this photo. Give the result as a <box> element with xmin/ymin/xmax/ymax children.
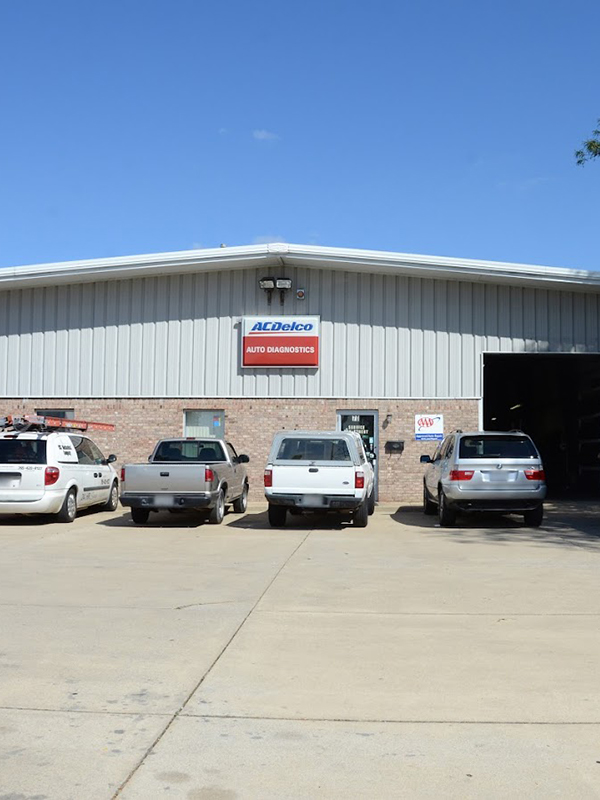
<box><xmin>483</xmin><ymin>354</ymin><xmax>600</xmax><ymax>498</ymax></box>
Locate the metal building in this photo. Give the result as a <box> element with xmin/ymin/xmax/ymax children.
<box><xmin>1</xmin><ymin>242</ymin><xmax>600</xmax><ymax>501</ymax></box>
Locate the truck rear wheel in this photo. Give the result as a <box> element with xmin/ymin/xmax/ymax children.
<box><xmin>268</xmin><ymin>504</ymin><xmax>287</xmax><ymax>527</ymax></box>
<box><xmin>232</xmin><ymin>482</ymin><xmax>248</xmax><ymax>513</ymax></box>
<box><xmin>209</xmin><ymin>490</ymin><xmax>225</xmax><ymax>524</ymax></box>
<box><xmin>353</xmin><ymin>501</ymin><xmax>369</xmax><ymax>528</ymax></box>
<box><xmin>131</xmin><ymin>508</ymin><xmax>150</xmax><ymax>524</ymax></box>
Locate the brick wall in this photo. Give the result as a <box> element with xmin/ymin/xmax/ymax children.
<box><xmin>2</xmin><ymin>398</ymin><xmax>479</xmax><ymax>503</ymax></box>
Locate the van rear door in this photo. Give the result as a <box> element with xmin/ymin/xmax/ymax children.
<box><xmin>0</xmin><ymin>437</ymin><xmax>47</xmax><ymax>502</ymax></box>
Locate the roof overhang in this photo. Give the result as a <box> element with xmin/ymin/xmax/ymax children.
<box><xmin>1</xmin><ymin>242</ymin><xmax>599</xmax><ymax>292</ymax></box>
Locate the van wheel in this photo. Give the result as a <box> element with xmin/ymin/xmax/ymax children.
<box><xmin>524</xmin><ymin>504</ymin><xmax>543</xmax><ymax>527</ymax></box>
<box><xmin>268</xmin><ymin>504</ymin><xmax>287</xmax><ymax>527</ymax></box>
<box><xmin>232</xmin><ymin>482</ymin><xmax>248</xmax><ymax>513</ymax></box>
<box><xmin>103</xmin><ymin>482</ymin><xmax>119</xmax><ymax>512</ymax></box>
<box><xmin>131</xmin><ymin>508</ymin><xmax>150</xmax><ymax>524</ymax></box>
<box><xmin>368</xmin><ymin>491</ymin><xmax>375</xmax><ymax>515</ymax></box>
<box><xmin>438</xmin><ymin>489</ymin><xmax>456</xmax><ymax>527</ymax></box>
<box><xmin>57</xmin><ymin>489</ymin><xmax>77</xmax><ymax>523</ymax></box>
<box><xmin>353</xmin><ymin>501</ymin><xmax>369</xmax><ymax>528</ymax></box>
<box><xmin>423</xmin><ymin>483</ymin><xmax>436</xmax><ymax>515</ymax></box>
<box><xmin>209</xmin><ymin>490</ymin><xmax>225</xmax><ymax>524</ymax></box>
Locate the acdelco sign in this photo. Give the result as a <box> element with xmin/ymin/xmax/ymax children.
<box><xmin>242</xmin><ymin>316</ymin><xmax>320</xmax><ymax>367</ymax></box>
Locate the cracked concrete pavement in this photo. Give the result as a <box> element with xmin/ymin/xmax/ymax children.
<box><xmin>1</xmin><ymin>501</ymin><xmax>600</xmax><ymax>798</ymax></box>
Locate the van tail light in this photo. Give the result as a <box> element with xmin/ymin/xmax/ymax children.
<box><xmin>525</xmin><ymin>469</ymin><xmax>545</xmax><ymax>481</ymax></box>
<box><xmin>449</xmin><ymin>470</ymin><xmax>474</xmax><ymax>481</ymax></box>
<box><xmin>45</xmin><ymin>466</ymin><xmax>60</xmax><ymax>486</ymax></box>
<box><xmin>264</xmin><ymin>468</ymin><xmax>273</xmax><ymax>488</ymax></box>
<box><xmin>120</xmin><ymin>467</ymin><xmax>125</xmax><ymax>483</ymax></box>
<box><xmin>205</xmin><ymin>467</ymin><xmax>215</xmax><ymax>482</ymax></box>
<box><xmin>355</xmin><ymin>471</ymin><xmax>365</xmax><ymax>489</ymax></box>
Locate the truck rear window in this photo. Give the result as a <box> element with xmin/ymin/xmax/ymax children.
<box><xmin>154</xmin><ymin>440</ymin><xmax>226</xmax><ymax>462</ymax></box>
<box><xmin>459</xmin><ymin>436</ymin><xmax>537</xmax><ymax>459</ymax></box>
<box><xmin>0</xmin><ymin>439</ymin><xmax>47</xmax><ymax>464</ymax></box>
<box><xmin>276</xmin><ymin>438</ymin><xmax>352</xmax><ymax>461</ymax></box>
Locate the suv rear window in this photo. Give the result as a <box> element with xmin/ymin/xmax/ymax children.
<box><xmin>276</xmin><ymin>438</ymin><xmax>351</xmax><ymax>461</ymax></box>
<box><xmin>459</xmin><ymin>436</ymin><xmax>537</xmax><ymax>459</ymax></box>
<box><xmin>0</xmin><ymin>439</ymin><xmax>47</xmax><ymax>464</ymax></box>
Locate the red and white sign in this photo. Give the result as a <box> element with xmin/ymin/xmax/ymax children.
<box><xmin>242</xmin><ymin>316</ymin><xmax>320</xmax><ymax>367</ymax></box>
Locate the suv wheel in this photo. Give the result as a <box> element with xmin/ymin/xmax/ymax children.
<box><xmin>423</xmin><ymin>483</ymin><xmax>436</xmax><ymax>515</ymax></box>
<box><xmin>438</xmin><ymin>488</ymin><xmax>456</xmax><ymax>527</ymax></box>
<box><xmin>523</xmin><ymin>504</ymin><xmax>543</xmax><ymax>527</ymax></box>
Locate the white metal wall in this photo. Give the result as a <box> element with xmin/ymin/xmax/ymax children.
<box><xmin>1</xmin><ymin>266</ymin><xmax>599</xmax><ymax>399</ymax></box>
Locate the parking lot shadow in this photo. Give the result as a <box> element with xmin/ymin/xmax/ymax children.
<box><xmin>98</xmin><ymin>510</ymin><xmax>209</xmax><ymax>529</ymax></box>
<box><xmin>227</xmin><ymin>510</ymin><xmax>354</xmax><ymax>530</ymax></box>
<box><xmin>391</xmin><ymin>501</ymin><xmax>600</xmax><ymax>550</ymax></box>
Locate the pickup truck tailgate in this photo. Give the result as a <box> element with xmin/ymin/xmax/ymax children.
<box><xmin>123</xmin><ymin>464</ymin><xmax>208</xmax><ymax>494</ymax></box>
<box><xmin>272</xmin><ymin>464</ymin><xmax>356</xmax><ymax>495</ymax></box>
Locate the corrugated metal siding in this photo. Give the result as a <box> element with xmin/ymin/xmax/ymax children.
<box><xmin>1</xmin><ymin>266</ymin><xmax>599</xmax><ymax>399</ymax></box>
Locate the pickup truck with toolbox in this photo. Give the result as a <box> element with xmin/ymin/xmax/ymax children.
<box><xmin>264</xmin><ymin>430</ymin><xmax>375</xmax><ymax>528</ymax></box>
<box><xmin>119</xmin><ymin>438</ymin><xmax>249</xmax><ymax>524</ymax></box>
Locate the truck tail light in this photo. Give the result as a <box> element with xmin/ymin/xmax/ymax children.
<box><xmin>355</xmin><ymin>471</ymin><xmax>365</xmax><ymax>489</ymax></box>
<box><xmin>264</xmin><ymin>469</ymin><xmax>273</xmax><ymax>488</ymax></box>
<box><xmin>120</xmin><ymin>467</ymin><xmax>125</xmax><ymax>483</ymax></box>
<box><xmin>45</xmin><ymin>466</ymin><xmax>60</xmax><ymax>486</ymax></box>
<box><xmin>525</xmin><ymin>469</ymin><xmax>545</xmax><ymax>481</ymax></box>
<box><xmin>205</xmin><ymin>467</ymin><xmax>215</xmax><ymax>482</ymax></box>
<box><xmin>449</xmin><ymin>470</ymin><xmax>474</xmax><ymax>481</ymax></box>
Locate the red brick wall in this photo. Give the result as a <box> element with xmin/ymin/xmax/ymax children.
<box><xmin>2</xmin><ymin>398</ymin><xmax>479</xmax><ymax>503</ymax></box>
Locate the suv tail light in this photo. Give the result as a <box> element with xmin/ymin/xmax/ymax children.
<box><xmin>525</xmin><ymin>469</ymin><xmax>545</xmax><ymax>481</ymax></box>
<box><xmin>45</xmin><ymin>466</ymin><xmax>60</xmax><ymax>486</ymax></box>
<box><xmin>120</xmin><ymin>467</ymin><xmax>125</xmax><ymax>483</ymax></box>
<box><xmin>449</xmin><ymin>470</ymin><xmax>474</xmax><ymax>481</ymax></box>
<box><xmin>355</xmin><ymin>471</ymin><xmax>365</xmax><ymax>489</ymax></box>
<box><xmin>264</xmin><ymin>468</ymin><xmax>273</xmax><ymax>488</ymax></box>
<box><xmin>205</xmin><ymin>467</ymin><xmax>215</xmax><ymax>482</ymax></box>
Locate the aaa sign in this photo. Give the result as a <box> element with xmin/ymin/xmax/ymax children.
<box><xmin>242</xmin><ymin>316</ymin><xmax>320</xmax><ymax>367</ymax></box>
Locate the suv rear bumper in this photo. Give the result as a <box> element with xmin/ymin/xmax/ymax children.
<box><xmin>267</xmin><ymin>493</ymin><xmax>362</xmax><ymax>510</ymax></box>
<box><xmin>446</xmin><ymin>498</ymin><xmax>544</xmax><ymax>512</ymax></box>
<box><xmin>120</xmin><ymin>492</ymin><xmax>217</xmax><ymax>510</ymax></box>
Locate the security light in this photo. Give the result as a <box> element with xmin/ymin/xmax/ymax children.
<box><xmin>259</xmin><ymin>277</ymin><xmax>276</xmax><ymax>290</ymax></box>
<box><xmin>276</xmin><ymin>278</ymin><xmax>292</xmax><ymax>290</ymax></box>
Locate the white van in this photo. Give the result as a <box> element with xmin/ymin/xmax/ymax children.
<box><xmin>0</xmin><ymin>431</ymin><xmax>118</xmax><ymax>522</ymax></box>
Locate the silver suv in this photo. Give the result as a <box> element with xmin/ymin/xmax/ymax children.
<box><xmin>420</xmin><ymin>431</ymin><xmax>546</xmax><ymax>527</ymax></box>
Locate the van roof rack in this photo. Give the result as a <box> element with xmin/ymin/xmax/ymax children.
<box><xmin>0</xmin><ymin>414</ymin><xmax>115</xmax><ymax>433</ymax></box>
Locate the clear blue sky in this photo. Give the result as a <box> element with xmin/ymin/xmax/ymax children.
<box><xmin>1</xmin><ymin>0</ymin><xmax>598</xmax><ymax>270</ymax></box>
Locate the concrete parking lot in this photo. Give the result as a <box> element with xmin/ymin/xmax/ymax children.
<box><xmin>1</xmin><ymin>502</ymin><xmax>600</xmax><ymax>799</ymax></box>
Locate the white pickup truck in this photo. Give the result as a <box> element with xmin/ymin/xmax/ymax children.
<box><xmin>264</xmin><ymin>430</ymin><xmax>375</xmax><ymax>527</ymax></box>
<box><xmin>120</xmin><ymin>438</ymin><xmax>249</xmax><ymax>524</ymax></box>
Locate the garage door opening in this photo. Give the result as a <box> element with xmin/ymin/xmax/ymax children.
<box><xmin>483</xmin><ymin>354</ymin><xmax>600</xmax><ymax>497</ymax></box>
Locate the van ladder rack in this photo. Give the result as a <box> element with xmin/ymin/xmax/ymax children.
<box><xmin>0</xmin><ymin>414</ymin><xmax>115</xmax><ymax>433</ymax></box>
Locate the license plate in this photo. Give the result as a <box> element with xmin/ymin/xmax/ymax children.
<box><xmin>154</xmin><ymin>494</ymin><xmax>174</xmax><ymax>507</ymax></box>
<box><xmin>302</xmin><ymin>494</ymin><xmax>324</xmax><ymax>507</ymax></box>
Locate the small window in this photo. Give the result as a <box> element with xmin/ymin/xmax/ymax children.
<box><xmin>36</xmin><ymin>409</ymin><xmax>74</xmax><ymax>419</ymax></box>
<box><xmin>276</xmin><ymin>438</ymin><xmax>352</xmax><ymax>462</ymax></box>
<box><xmin>184</xmin><ymin>410</ymin><xmax>224</xmax><ymax>438</ymax></box>
<box><xmin>69</xmin><ymin>436</ymin><xmax>96</xmax><ymax>465</ymax></box>
<box><xmin>226</xmin><ymin>443</ymin><xmax>238</xmax><ymax>463</ymax></box>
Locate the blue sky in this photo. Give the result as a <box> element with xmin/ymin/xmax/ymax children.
<box><xmin>1</xmin><ymin>0</ymin><xmax>598</xmax><ymax>270</ymax></box>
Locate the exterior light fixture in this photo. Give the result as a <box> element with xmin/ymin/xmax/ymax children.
<box><xmin>259</xmin><ymin>277</ymin><xmax>276</xmax><ymax>304</ymax></box>
<box><xmin>275</xmin><ymin>278</ymin><xmax>292</xmax><ymax>306</ymax></box>
<box><xmin>385</xmin><ymin>413</ymin><xmax>393</xmax><ymax>425</ymax></box>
